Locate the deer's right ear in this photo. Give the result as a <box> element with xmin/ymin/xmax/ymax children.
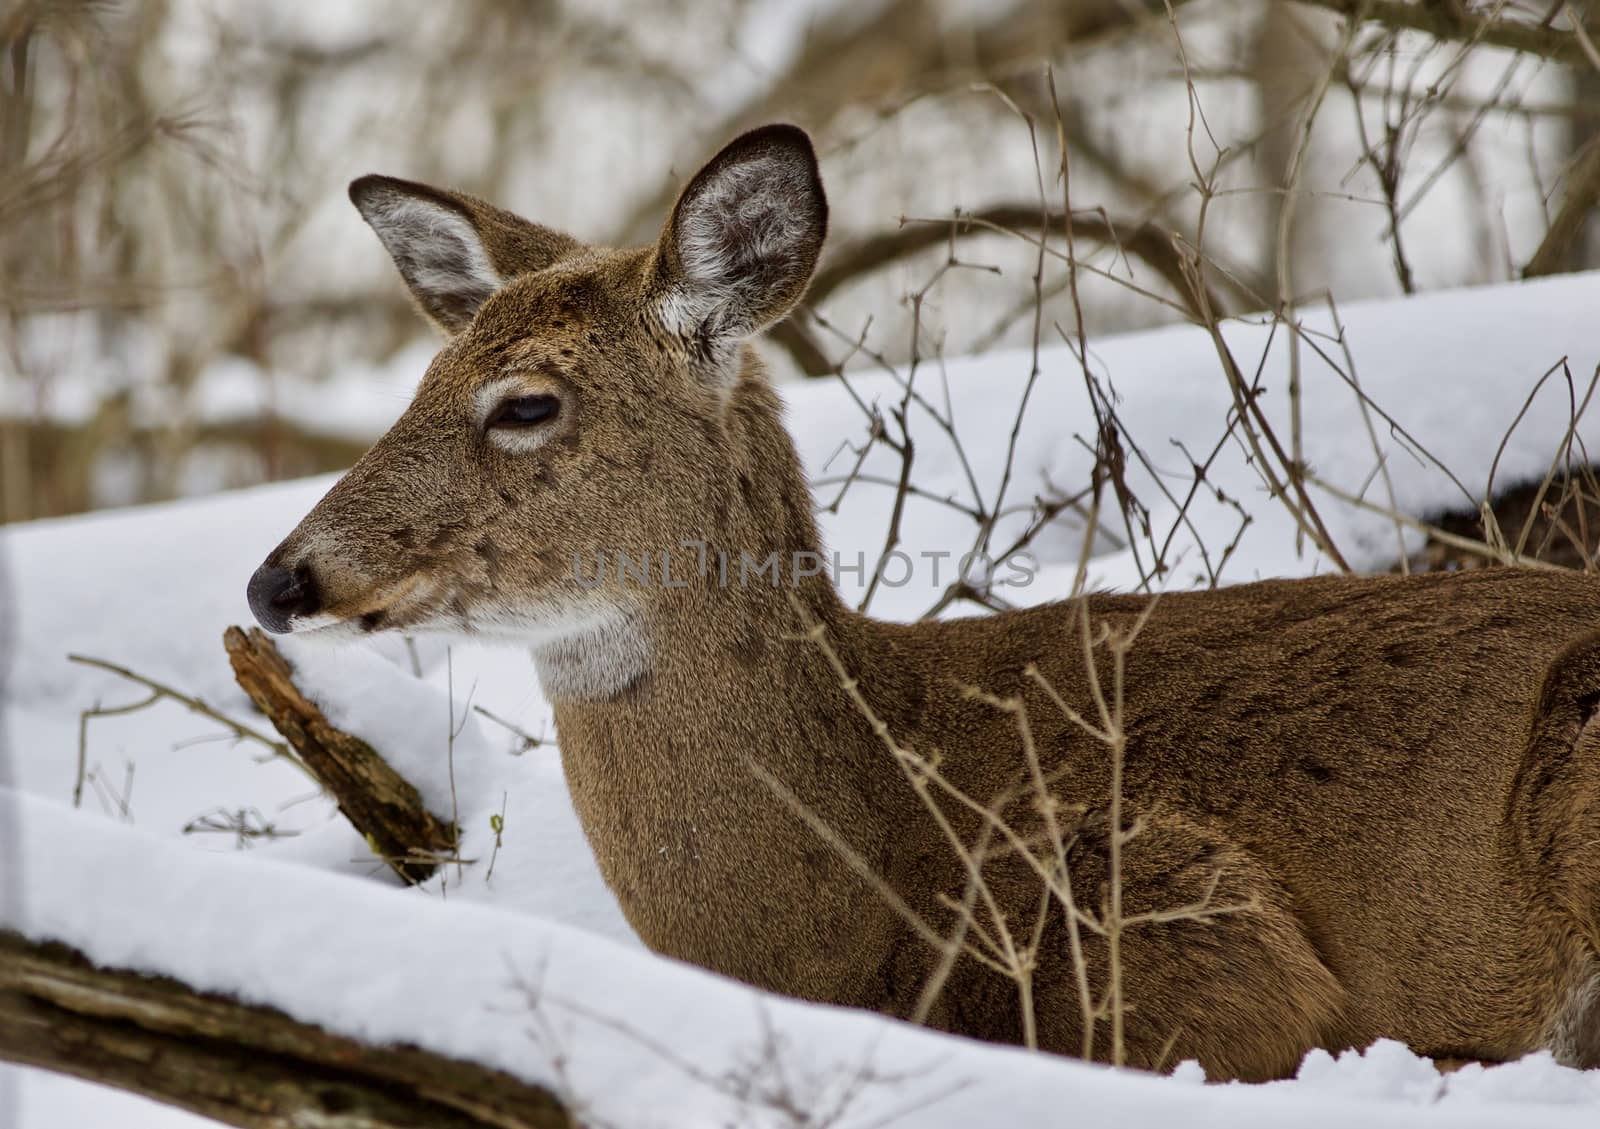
<box><xmin>651</xmin><ymin>124</ymin><xmax>827</xmax><ymax>358</ymax></box>
<box><xmin>348</xmin><ymin>175</ymin><xmax>507</xmax><ymax>334</ymax></box>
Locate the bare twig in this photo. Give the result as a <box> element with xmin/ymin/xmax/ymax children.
<box><xmin>473</xmin><ymin>705</ymin><xmax>550</xmax><ymax>753</ymax></box>
<box><xmin>67</xmin><ymin>653</ymin><xmax>304</xmax><ymax>807</ymax></box>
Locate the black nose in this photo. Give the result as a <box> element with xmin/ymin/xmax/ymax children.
<box><xmin>247</xmin><ymin>562</ymin><xmax>321</xmax><ymax>634</ymax></box>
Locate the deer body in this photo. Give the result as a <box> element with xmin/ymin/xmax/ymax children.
<box><xmin>250</xmin><ymin>126</ymin><xmax>1600</xmax><ymax>1080</ymax></box>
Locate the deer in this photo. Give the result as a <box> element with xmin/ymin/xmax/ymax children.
<box><xmin>247</xmin><ymin>124</ymin><xmax>1600</xmax><ymax>1082</ymax></box>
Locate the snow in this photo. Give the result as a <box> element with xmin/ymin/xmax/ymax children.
<box><xmin>8</xmin><ymin>789</ymin><xmax>1600</xmax><ymax>1128</ymax></box>
<box><xmin>15</xmin><ymin>1073</ymin><xmax>217</xmax><ymax>1129</ymax></box>
<box><xmin>4</xmin><ymin>269</ymin><xmax>1600</xmax><ymax>1126</ymax></box>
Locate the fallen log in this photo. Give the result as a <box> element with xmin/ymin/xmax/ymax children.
<box><xmin>0</xmin><ymin>931</ymin><xmax>572</xmax><ymax>1129</ymax></box>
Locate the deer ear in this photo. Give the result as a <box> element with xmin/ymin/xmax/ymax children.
<box><xmin>349</xmin><ymin>176</ymin><xmax>502</xmax><ymax>334</ymax></box>
<box><xmin>349</xmin><ymin>175</ymin><xmax>579</xmax><ymax>335</ymax></box>
<box><xmin>652</xmin><ymin>124</ymin><xmax>827</xmax><ymax>352</ymax></box>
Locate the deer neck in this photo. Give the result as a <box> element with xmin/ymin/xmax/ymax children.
<box><xmin>531</xmin><ymin>360</ymin><xmax>901</xmax><ymax>799</ymax></box>
<box><xmin>534</xmin><ymin>363</ymin><xmax>858</xmax><ymax>712</ymax></box>
<box><xmin>535</xmin><ymin>369</ymin><xmax>932</xmax><ymax>993</ymax></box>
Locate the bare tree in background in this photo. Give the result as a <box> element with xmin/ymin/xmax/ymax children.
<box><xmin>3</xmin><ymin>0</ymin><xmax>1599</xmax><ymax>522</ymax></box>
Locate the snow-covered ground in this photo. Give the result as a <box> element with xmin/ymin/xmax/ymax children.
<box><xmin>5</xmin><ymin>271</ymin><xmax>1600</xmax><ymax>1127</ymax></box>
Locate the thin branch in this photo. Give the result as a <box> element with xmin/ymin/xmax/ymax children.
<box><xmin>67</xmin><ymin>653</ymin><xmax>302</xmax><ymax>773</ymax></box>
<box><xmin>806</xmin><ymin>206</ymin><xmax>1223</xmax><ymax>323</ymax></box>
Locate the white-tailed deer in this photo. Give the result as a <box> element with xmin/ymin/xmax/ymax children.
<box><xmin>249</xmin><ymin>125</ymin><xmax>1600</xmax><ymax>1081</ymax></box>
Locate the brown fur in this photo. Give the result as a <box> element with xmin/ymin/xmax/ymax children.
<box><xmin>252</xmin><ymin>126</ymin><xmax>1600</xmax><ymax>1081</ymax></box>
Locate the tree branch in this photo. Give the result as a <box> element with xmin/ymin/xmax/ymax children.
<box><xmin>814</xmin><ymin>206</ymin><xmax>1218</xmax><ymax>317</ymax></box>
<box><xmin>1292</xmin><ymin>0</ymin><xmax>1588</xmax><ymax>66</ymax></box>
<box><xmin>768</xmin><ymin>206</ymin><xmax>1223</xmax><ymax>376</ymax></box>
<box><xmin>223</xmin><ymin>626</ymin><xmax>456</xmax><ymax>885</ymax></box>
<box><xmin>0</xmin><ymin>931</ymin><xmax>572</xmax><ymax>1129</ymax></box>
<box><xmin>615</xmin><ymin>0</ymin><xmax>1194</xmax><ymax>246</ymax></box>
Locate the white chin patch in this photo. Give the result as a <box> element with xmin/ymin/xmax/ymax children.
<box><xmin>282</xmin><ymin>615</ymin><xmax>370</xmax><ymax>644</ymax></box>
<box><xmin>275</xmin><ymin>599</ymin><xmax>651</xmax><ymax>699</ymax></box>
<box><xmin>285</xmin><ymin>612</ymin><xmax>342</xmax><ymax>633</ymax></box>
<box><xmin>459</xmin><ymin>601</ymin><xmax>620</xmax><ymax>645</ymax></box>
<box><xmin>488</xmin><ymin>600</ymin><xmax>652</xmax><ymax>701</ymax></box>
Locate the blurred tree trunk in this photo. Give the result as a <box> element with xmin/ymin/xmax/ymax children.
<box><xmin>1253</xmin><ymin>0</ymin><xmax>1331</xmax><ymax>299</ymax></box>
<box><xmin>1565</xmin><ymin>0</ymin><xmax>1600</xmax><ymax>270</ymax></box>
<box><xmin>1524</xmin><ymin>6</ymin><xmax>1600</xmax><ymax>277</ymax></box>
<box><xmin>1</xmin><ymin>8</ymin><xmax>36</xmax><ymax>524</ymax></box>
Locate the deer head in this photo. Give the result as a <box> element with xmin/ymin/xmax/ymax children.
<box><xmin>247</xmin><ymin>125</ymin><xmax>828</xmax><ymax>679</ymax></box>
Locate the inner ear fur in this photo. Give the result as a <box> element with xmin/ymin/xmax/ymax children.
<box><xmin>349</xmin><ymin>174</ymin><xmax>581</xmax><ymax>334</ymax></box>
<box><xmin>652</xmin><ymin>123</ymin><xmax>828</xmax><ymax>347</ymax></box>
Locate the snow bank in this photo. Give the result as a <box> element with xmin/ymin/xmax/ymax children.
<box><xmin>8</xmin><ymin>790</ymin><xmax>1599</xmax><ymax>1128</ymax></box>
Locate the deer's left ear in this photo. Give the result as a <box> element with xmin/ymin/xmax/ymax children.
<box><xmin>651</xmin><ymin>124</ymin><xmax>827</xmax><ymax>351</ymax></box>
<box><xmin>349</xmin><ymin>174</ymin><xmax>580</xmax><ymax>335</ymax></box>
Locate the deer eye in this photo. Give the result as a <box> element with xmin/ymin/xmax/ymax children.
<box><xmin>486</xmin><ymin>394</ymin><xmax>559</xmax><ymax>429</ymax></box>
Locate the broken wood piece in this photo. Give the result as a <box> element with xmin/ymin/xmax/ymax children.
<box><xmin>223</xmin><ymin>625</ymin><xmax>456</xmax><ymax>884</ymax></box>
